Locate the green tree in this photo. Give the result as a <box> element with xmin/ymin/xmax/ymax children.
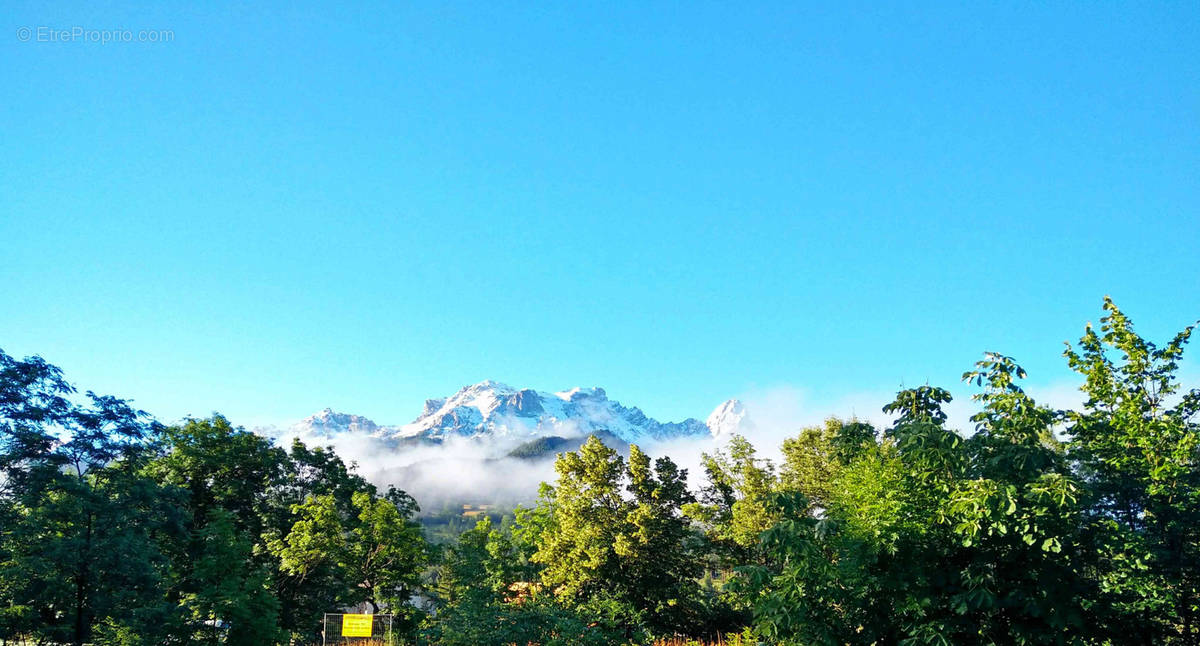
<box><xmin>147</xmin><ymin>416</ymin><xmax>288</xmax><ymax>642</ymax></box>
<box><xmin>343</xmin><ymin>490</ymin><xmax>426</xmax><ymax>613</ymax></box>
<box><xmin>685</xmin><ymin>434</ymin><xmax>778</xmax><ymax>564</ymax></box>
<box><xmin>1064</xmin><ymin>298</ymin><xmax>1200</xmax><ymax>642</ymax></box>
<box><xmin>779</xmin><ymin>418</ymin><xmax>877</xmax><ymax>512</ymax></box>
<box><xmin>943</xmin><ymin>352</ymin><xmax>1090</xmax><ymax>642</ymax></box>
<box><xmin>743</xmin><ymin>373</ymin><xmax>1083</xmax><ymax>644</ymax></box>
<box><xmin>526</xmin><ymin>435</ymin><xmax>700</xmax><ymax>636</ymax></box>
<box><xmin>741</xmin><ymin>301</ymin><xmax>1199</xmax><ymax>645</ymax></box>
<box><xmin>269</xmin><ymin>439</ymin><xmax>382</xmax><ymax>639</ymax></box>
<box><xmin>271</xmin><ymin>490</ymin><xmax>427</xmax><ymax>616</ymax></box>
<box><xmin>434</xmin><ymin>517</ymin><xmax>515</xmax><ymax>603</ymax></box>
<box><xmin>425</xmin><ymin>517</ymin><xmax>618</xmax><ymax>646</ymax></box>
<box><xmin>738</xmin><ymin>418</ymin><xmax>918</xmax><ymax>645</ymax></box>
<box><xmin>681</xmin><ymin>423</ymin><xmax>881</xmax><ymax>639</ymax></box>
<box><xmin>180</xmin><ymin>509</ymin><xmax>284</xmax><ymax>645</ymax></box>
<box><xmin>149</xmin><ymin>416</ymin><xmax>287</xmax><ymax>549</ymax></box>
<box><xmin>0</xmin><ymin>348</ymin><xmax>178</xmax><ymax>646</ymax></box>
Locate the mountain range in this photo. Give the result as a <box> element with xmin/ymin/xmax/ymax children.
<box><xmin>289</xmin><ymin>380</ymin><xmax>751</xmax><ymax>446</ymax></box>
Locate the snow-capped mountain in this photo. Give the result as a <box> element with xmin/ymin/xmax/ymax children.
<box><xmin>295</xmin><ymin>409</ymin><xmax>390</xmax><ymax>438</ymax></box>
<box><xmin>706</xmin><ymin>399</ymin><xmax>754</xmax><ymax>438</ymax></box>
<box><xmin>289</xmin><ymin>380</ymin><xmax>751</xmax><ymax>444</ymax></box>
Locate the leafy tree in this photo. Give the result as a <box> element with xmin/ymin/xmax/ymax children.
<box><xmin>343</xmin><ymin>490</ymin><xmax>426</xmax><ymax>613</ymax></box>
<box><xmin>740</xmin><ymin>301</ymin><xmax>1199</xmax><ymax>645</ymax></box>
<box><xmin>0</xmin><ymin>348</ymin><xmax>177</xmax><ymax>646</ymax></box>
<box><xmin>943</xmin><ymin>352</ymin><xmax>1090</xmax><ymax>642</ymax></box>
<box><xmin>738</xmin><ymin>420</ymin><xmax>915</xmax><ymax>645</ymax></box>
<box><xmin>149</xmin><ymin>415</ymin><xmax>287</xmax><ymax>547</ymax></box>
<box><xmin>5</xmin><ymin>298</ymin><xmax>1199</xmax><ymax>646</ymax></box>
<box><xmin>269</xmin><ymin>439</ymin><xmax>383</xmax><ymax>638</ymax></box>
<box><xmin>527</xmin><ymin>435</ymin><xmax>700</xmax><ymax>636</ymax></box>
<box><xmin>179</xmin><ymin>509</ymin><xmax>284</xmax><ymax>645</ymax></box>
<box><xmin>531</xmin><ymin>436</ymin><xmax>630</xmax><ymax>605</ymax></box>
<box><xmin>146</xmin><ymin>416</ymin><xmax>289</xmax><ymax>641</ymax></box>
<box><xmin>779</xmin><ymin>418</ymin><xmax>876</xmax><ymax>512</ymax></box>
<box><xmin>434</xmin><ymin>517</ymin><xmax>514</xmax><ymax>603</ymax></box>
<box><xmin>271</xmin><ymin>490</ymin><xmax>427</xmax><ymax>617</ymax></box>
<box><xmin>1064</xmin><ymin>298</ymin><xmax>1199</xmax><ymax>642</ymax></box>
<box><xmin>743</xmin><ymin>369</ymin><xmax>1086</xmax><ymax>644</ymax></box>
<box><xmin>425</xmin><ymin>517</ymin><xmax>619</xmax><ymax>646</ymax></box>
<box><xmin>425</xmin><ymin>589</ymin><xmax>615</xmax><ymax>646</ymax></box>
<box><xmin>685</xmin><ymin>435</ymin><xmax>778</xmax><ymax>563</ymax></box>
<box><xmin>622</xmin><ymin>444</ymin><xmax>703</xmax><ymax>629</ymax></box>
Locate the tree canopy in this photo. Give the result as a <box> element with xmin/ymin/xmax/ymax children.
<box><xmin>2</xmin><ymin>298</ymin><xmax>1196</xmax><ymax>645</ymax></box>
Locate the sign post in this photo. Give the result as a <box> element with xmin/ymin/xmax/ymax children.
<box><xmin>341</xmin><ymin>613</ymin><xmax>374</xmax><ymax>637</ymax></box>
<box><xmin>322</xmin><ymin>612</ymin><xmax>394</xmax><ymax>644</ymax></box>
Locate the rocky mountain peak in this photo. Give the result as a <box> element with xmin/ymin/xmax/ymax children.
<box><xmin>288</xmin><ymin>382</ymin><xmax>748</xmax><ymax>446</ymax></box>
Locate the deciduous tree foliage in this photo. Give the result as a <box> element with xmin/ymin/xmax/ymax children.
<box><xmin>1</xmin><ymin>299</ymin><xmax>1196</xmax><ymax>645</ymax></box>
<box><xmin>736</xmin><ymin>300</ymin><xmax>1198</xmax><ymax>645</ymax></box>
<box><xmin>271</xmin><ymin>490</ymin><xmax>425</xmax><ymax>615</ymax></box>
<box><xmin>420</xmin><ymin>517</ymin><xmax>619</xmax><ymax>646</ymax></box>
<box><xmin>526</xmin><ymin>437</ymin><xmax>701</xmax><ymax>636</ymax></box>
<box><xmin>0</xmin><ymin>349</ymin><xmax>429</xmax><ymax>646</ymax></box>
<box><xmin>0</xmin><ymin>351</ymin><xmax>177</xmax><ymax>646</ymax></box>
<box><xmin>685</xmin><ymin>434</ymin><xmax>778</xmax><ymax>563</ymax></box>
<box><xmin>1064</xmin><ymin>298</ymin><xmax>1200</xmax><ymax>641</ymax></box>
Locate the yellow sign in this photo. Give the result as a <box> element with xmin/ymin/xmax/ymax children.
<box><xmin>341</xmin><ymin>614</ymin><xmax>373</xmax><ymax>637</ymax></box>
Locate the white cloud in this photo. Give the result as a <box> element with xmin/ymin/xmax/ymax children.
<box><xmin>254</xmin><ymin>372</ymin><xmax>1191</xmax><ymax>513</ymax></box>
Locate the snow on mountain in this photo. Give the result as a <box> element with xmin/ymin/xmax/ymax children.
<box><xmin>393</xmin><ymin>380</ymin><xmax>711</xmax><ymax>443</ymax></box>
<box><xmin>290</xmin><ymin>381</ymin><xmax>750</xmax><ymax>445</ymax></box>
<box><xmin>706</xmin><ymin>399</ymin><xmax>754</xmax><ymax>438</ymax></box>
<box><xmin>293</xmin><ymin>408</ymin><xmax>392</xmax><ymax>438</ymax></box>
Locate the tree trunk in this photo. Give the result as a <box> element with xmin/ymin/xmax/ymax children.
<box><xmin>73</xmin><ymin>512</ymin><xmax>93</xmax><ymax>646</ymax></box>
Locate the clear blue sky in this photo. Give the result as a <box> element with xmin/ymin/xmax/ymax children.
<box><xmin>3</xmin><ymin>2</ymin><xmax>1198</xmax><ymax>428</ymax></box>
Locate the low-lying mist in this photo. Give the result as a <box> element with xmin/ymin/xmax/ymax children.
<box><xmin>258</xmin><ymin>381</ymin><xmax>1086</xmax><ymax>514</ymax></box>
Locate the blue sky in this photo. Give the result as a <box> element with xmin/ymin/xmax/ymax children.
<box><xmin>3</xmin><ymin>2</ymin><xmax>1198</xmax><ymax>429</ymax></box>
